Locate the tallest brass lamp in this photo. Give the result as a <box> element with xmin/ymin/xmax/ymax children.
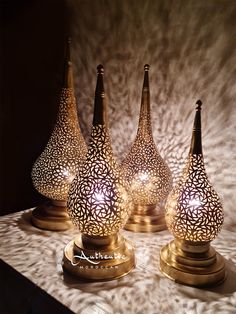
<box><xmin>31</xmin><ymin>39</ymin><xmax>87</xmax><ymax>231</ymax></box>
<box><xmin>160</xmin><ymin>100</ymin><xmax>225</xmax><ymax>287</ymax></box>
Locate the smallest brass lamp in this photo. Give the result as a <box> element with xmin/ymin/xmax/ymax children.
<box><xmin>160</xmin><ymin>100</ymin><xmax>226</xmax><ymax>287</ymax></box>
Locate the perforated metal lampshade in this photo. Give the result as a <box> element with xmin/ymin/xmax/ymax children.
<box><xmin>160</xmin><ymin>100</ymin><xmax>225</xmax><ymax>287</ymax></box>
<box><xmin>31</xmin><ymin>39</ymin><xmax>87</xmax><ymax>202</ymax></box>
<box><xmin>121</xmin><ymin>65</ymin><xmax>172</xmax><ymax>232</ymax></box>
<box><xmin>63</xmin><ymin>65</ymin><xmax>135</xmax><ymax>281</ymax></box>
<box><xmin>31</xmin><ymin>39</ymin><xmax>87</xmax><ymax>231</ymax></box>
<box><xmin>68</xmin><ymin>65</ymin><xmax>133</xmax><ymax>236</ymax></box>
<box><xmin>165</xmin><ymin>100</ymin><xmax>224</xmax><ymax>241</ymax></box>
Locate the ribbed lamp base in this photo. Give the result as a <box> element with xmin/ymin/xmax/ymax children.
<box><xmin>124</xmin><ymin>204</ymin><xmax>167</xmax><ymax>232</ymax></box>
<box><xmin>63</xmin><ymin>233</ymin><xmax>135</xmax><ymax>281</ymax></box>
<box><xmin>160</xmin><ymin>239</ymin><xmax>226</xmax><ymax>287</ymax></box>
<box><xmin>31</xmin><ymin>200</ymin><xmax>73</xmax><ymax>231</ymax></box>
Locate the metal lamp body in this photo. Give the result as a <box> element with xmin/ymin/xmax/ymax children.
<box><xmin>63</xmin><ymin>65</ymin><xmax>135</xmax><ymax>281</ymax></box>
<box><xmin>31</xmin><ymin>41</ymin><xmax>87</xmax><ymax>231</ymax></box>
<box><xmin>121</xmin><ymin>65</ymin><xmax>172</xmax><ymax>232</ymax></box>
<box><xmin>160</xmin><ymin>101</ymin><xmax>226</xmax><ymax>287</ymax></box>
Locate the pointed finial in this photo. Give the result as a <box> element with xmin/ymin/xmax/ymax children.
<box><xmin>93</xmin><ymin>64</ymin><xmax>106</xmax><ymax>126</ymax></box>
<box><xmin>97</xmin><ymin>64</ymin><xmax>104</xmax><ymax>75</ymax></box>
<box><xmin>63</xmin><ymin>37</ymin><xmax>73</xmax><ymax>88</ymax></box>
<box><xmin>196</xmin><ymin>99</ymin><xmax>202</xmax><ymax>110</ymax></box>
<box><xmin>143</xmin><ymin>64</ymin><xmax>150</xmax><ymax>89</ymax></box>
<box><xmin>65</xmin><ymin>37</ymin><xmax>72</xmax><ymax>64</ymax></box>
<box><xmin>190</xmin><ymin>100</ymin><xmax>202</xmax><ymax>155</ymax></box>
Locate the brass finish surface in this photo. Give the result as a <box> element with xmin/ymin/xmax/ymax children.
<box><xmin>121</xmin><ymin>65</ymin><xmax>172</xmax><ymax>233</ymax></box>
<box><xmin>165</xmin><ymin>101</ymin><xmax>224</xmax><ymax>242</ymax></box>
<box><xmin>160</xmin><ymin>239</ymin><xmax>226</xmax><ymax>287</ymax></box>
<box><xmin>124</xmin><ymin>204</ymin><xmax>167</xmax><ymax>232</ymax></box>
<box><xmin>31</xmin><ymin>41</ymin><xmax>87</xmax><ymax>203</ymax></box>
<box><xmin>63</xmin><ymin>233</ymin><xmax>135</xmax><ymax>281</ymax></box>
<box><xmin>64</xmin><ymin>65</ymin><xmax>135</xmax><ymax>281</ymax></box>
<box><xmin>67</xmin><ymin>65</ymin><xmax>133</xmax><ymax>237</ymax></box>
<box><xmin>31</xmin><ymin>201</ymin><xmax>73</xmax><ymax>231</ymax></box>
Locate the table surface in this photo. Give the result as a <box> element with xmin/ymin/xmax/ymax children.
<box><xmin>0</xmin><ymin>209</ymin><xmax>236</xmax><ymax>314</ymax></box>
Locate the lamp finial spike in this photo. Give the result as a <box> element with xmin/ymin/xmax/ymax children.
<box><xmin>196</xmin><ymin>99</ymin><xmax>202</xmax><ymax>110</ymax></box>
<box><xmin>63</xmin><ymin>37</ymin><xmax>73</xmax><ymax>88</ymax></box>
<box><xmin>97</xmin><ymin>64</ymin><xmax>104</xmax><ymax>75</ymax></box>
<box><xmin>93</xmin><ymin>65</ymin><xmax>106</xmax><ymax>125</ymax></box>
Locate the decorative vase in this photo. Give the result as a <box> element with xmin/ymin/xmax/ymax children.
<box><xmin>31</xmin><ymin>39</ymin><xmax>87</xmax><ymax>231</ymax></box>
<box><xmin>121</xmin><ymin>64</ymin><xmax>172</xmax><ymax>232</ymax></box>
<box><xmin>63</xmin><ymin>65</ymin><xmax>135</xmax><ymax>281</ymax></box>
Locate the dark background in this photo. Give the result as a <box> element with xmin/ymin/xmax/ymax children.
<box><xmin>1</xmin><ymin>0</ymin><xmax>70</xmax><ymax>214</ymax></box>
<box><xmin>1</xmin><ymin>0</ymin><xmax>236</xmax><ymax>228</ymax></box>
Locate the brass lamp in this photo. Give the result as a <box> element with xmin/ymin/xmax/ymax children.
<box><xmin>160</xmin><ymin>100</ymin><xmax>225</xmax><ymax>287</ymax></box>
<box><xmin>63</xmin><ymin>65</ymin><xmax>135</xmax><ymax>281</ymax></box>
<box><xmin>31</xmin><ymin>39</ymin><xmax>87</xmax><ymax>231</ymax></box>
<box><xmin>121</xmin><ymin>64</ymin><xmax>172</xmax><ymax>232</ymax></box>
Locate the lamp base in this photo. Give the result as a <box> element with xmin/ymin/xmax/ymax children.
<box><xmin>160</xmin><ymin>239</ymin><xmax>226</xmax><ymax>287</ymax></box>
<box><xmin>124</xmin><ymin>204</ymin><xmax>167</xmax><ymax>232</ymax></box>
<box><xmin>31</xmin><ymin>200</ymin><xmax>73</xmax><ymax>231</ymax></box>
<box><xmin>63</xmin><ymin>233</ymin><xmax>135</xmax><ymax>281</ymax></box>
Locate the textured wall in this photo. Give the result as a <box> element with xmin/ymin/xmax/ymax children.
<box><xmin>69</xmin><ymin>0</ymin><xmax>236</xmax><ymax>230</ymax></box>
<box><xmin>1</xmin><ymin>0</ymin><xmax>235</xmax><ymax>229</ymax></box>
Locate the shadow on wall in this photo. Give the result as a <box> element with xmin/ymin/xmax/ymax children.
<box><xmin>1</xmin><ymin>0</ymin><xmax>236</xmax><ymax>226</ymax></box>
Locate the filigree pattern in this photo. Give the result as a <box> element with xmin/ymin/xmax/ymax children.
<box><xmin>31</xmin><ymin>88</ymin><xmax>87</xmax><ymax>201</ymax></box>
<box><xmin>121</xmin><ymin>65</ymin><xmax>172</xmax><ymax>207</ymax></box>
<box><xmin>69</xmin><ymin>0</ymin><xmax>236</xmax><ymax>229</ymax></box>
<box><xmin>68</xmin><ymin>125</ymin><xmax>133</xmax><ymax>236</ymax></box>
<box><xmin>121</xmin><ymin>132</ymin><xmax>172</xmax><ymax>206</ymax></box>
<box><xmin>165</xmin><ymin>154</ymin><xmax>224</xmax><ymax>242</ymax></box>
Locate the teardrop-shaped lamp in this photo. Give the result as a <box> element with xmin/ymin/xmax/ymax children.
<box><xmin>160</xmin><ymin>100</ymin><xmax>225</xmax><ymax>287</ymax></box>
<box><xmin>62</xmin><ymin>65</ymin><xmax>135</xmax><ymax>281</ymax></box>
<box><xmin>121</xmin><ymin>65</ymin><xmax>172</xmax><ymax>232</ymax></box>
<box><xmin>31</xmin><ymin>39</ymin><xmax>87</xmax><ymax>231</ymax></box>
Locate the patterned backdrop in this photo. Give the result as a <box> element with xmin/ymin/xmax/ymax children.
<box><xmin>67</xmin><ymin>0</ymin><xmax>235</xmax><ymax>230</ymax></box>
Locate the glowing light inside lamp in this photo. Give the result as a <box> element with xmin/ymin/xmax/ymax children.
<box><xmin>31</xmin><ymin>39</ymin><xmax>87</xmax><ymax>202</ymax></box>
<box><xmin>165</xmin><ymin>101</ymin><xmax>224</xmax><ymax>242</ymax></box>
<box><xmin>188</xmin><ymin>199</ymin><xmax>201</xmax><ymax>207</ymax></box>
<box><xmin>121</xmin><ymin>65</ymin><xmax>172</xmax><ymax>209</ymax></box>
<box><xmin>139</xmin><ymin>172</ymin><xmax>149</xmax><ymax>182</ymax></box>
<box><xmin>121</xmin><ymin>65</ymin><xmax>172</xmax><ymax>233</ymax></box>
<box><xmin>63</xmin><ymin>65</ymin><xmax>135</xmax><ymax>281</ymax></box>
<box><xmin>67</xmin><ymin>65</ymin><xmax>133</xmax><ymax>237</ymax></box>
<box><xmin>160</xmin><ymin>101</ymin><xmax>225</xmax><ymax>287</ymax></box>
<box><xmin>94</xmin><ymin>192</ymin><xmax>105</xmax><ymax>203</ymax></box>
<box><xmin>30</xmin><ymin>39</ymin><xmax>87</xmax><ymax>231</ymax></box>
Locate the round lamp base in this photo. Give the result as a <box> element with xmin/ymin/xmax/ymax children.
<box><xmin>31</xmin><ymin>200</ymin><xmax>73</xmax><ymax>231</ymax></box>
<box><xmin>160</xmin><ymin>240</ymin><xmax>226</xmax><ymax>287</ymax></box>
<box><xmin>63</xmin><ymin>233</ymin><xmax>135</xmax><ymax>281</ymax></box>
<box><xmin>124</xmin><ymin>205</ymin><xmax>167</xmax><ymax>232</ymax></box>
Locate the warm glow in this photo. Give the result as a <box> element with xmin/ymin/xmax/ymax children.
<box><xmin>94</xmin><ymin>192</ymin><xmax>105</xmax><ymax>202</ymax></box>
<box><xmin>138</xmin><ymin>172</ymin><xmax>149</xmax><ymax>182</ymax></box>
<box><xmin>68</xmin><ymin>125</ymin><xmax>133</xmax><ymax>236</ymax></box>
<box><xmin>62</xmin><ymin>169</ymin><xmax>74</xmax><ymax>182</ymax></box>
<box><xmin>31</xmin><ymin>88</ymin><xmax>87</xmax><ymax>201</ymax></box>
<box><xmin>165</xmin><ymin>155</ymin><xmax>224</xmax><ymax>242</ymax></box>
<box><xmin>188</xmin><ymin>199</ymin><xmax>201</xmax><ymax>207</ymax></box>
